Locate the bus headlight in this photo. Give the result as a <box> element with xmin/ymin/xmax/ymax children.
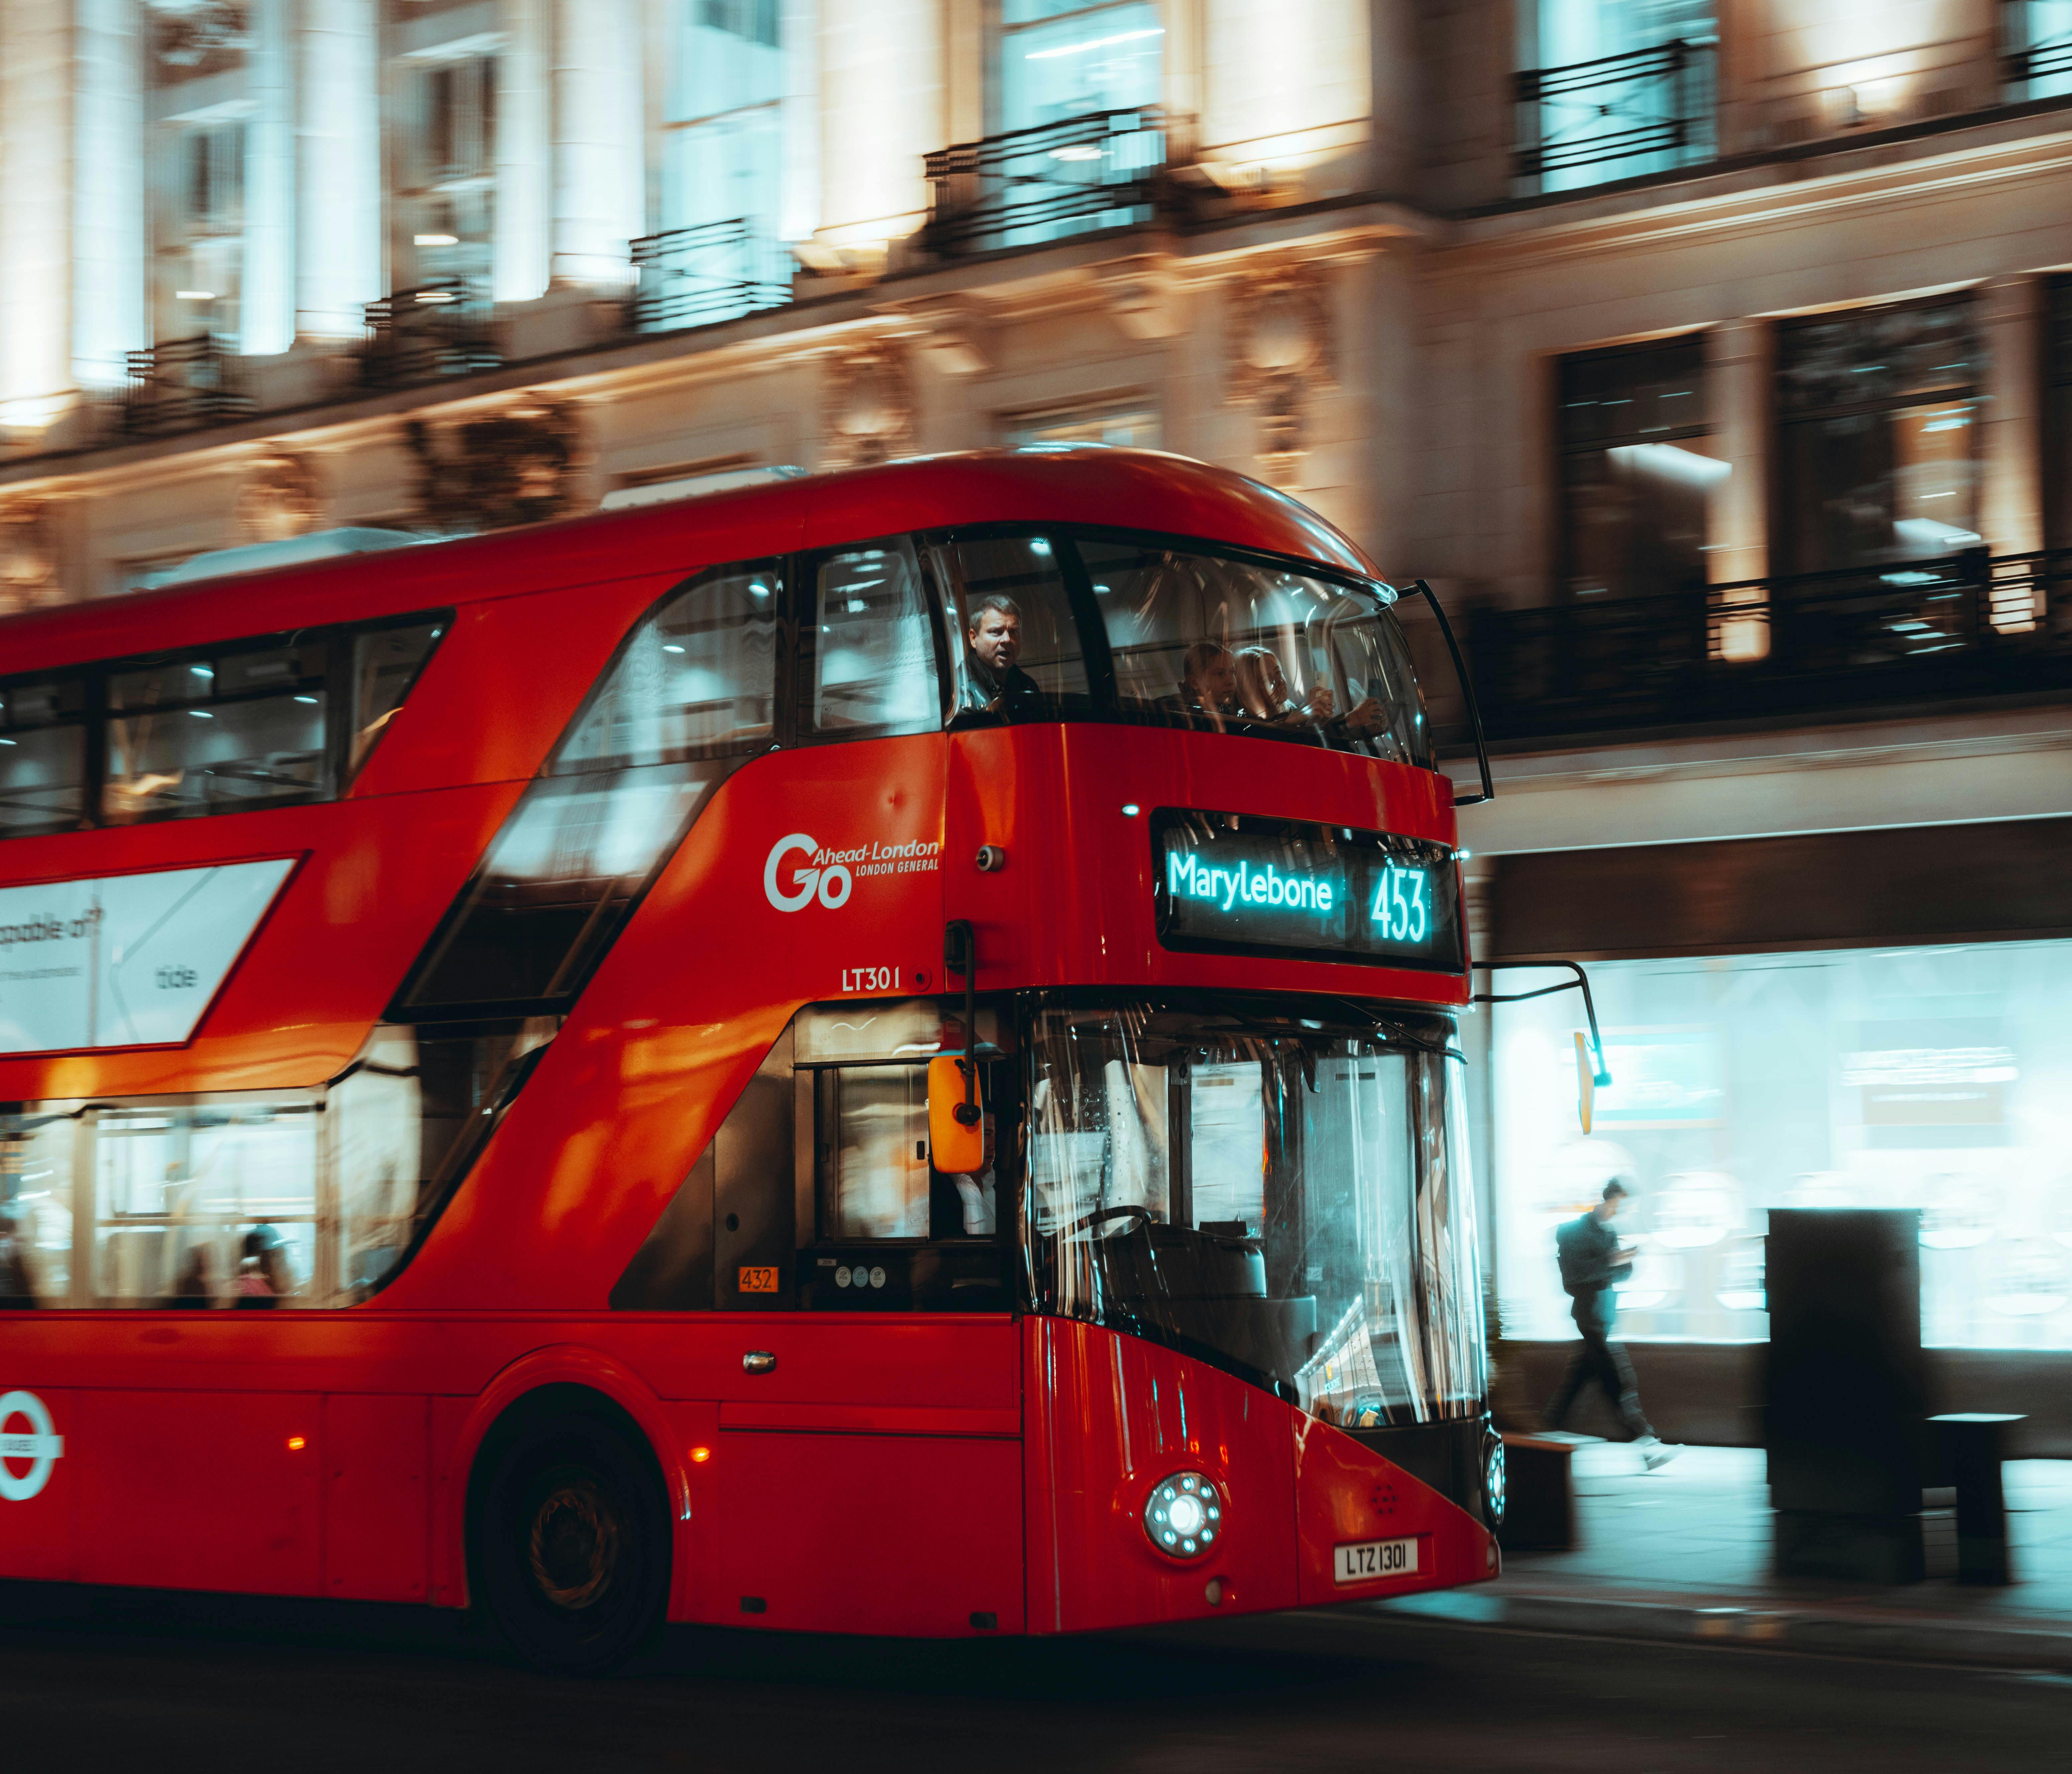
<box><xmin>1143</xmin><ymin>1472</ymin><xmax>1223</xmax><ymax>1559</ymax></box>
<box><xmin>1482</xmin><ymin>1432</ymin><xmax>1507</xmax><ymax>1530</ymax></box>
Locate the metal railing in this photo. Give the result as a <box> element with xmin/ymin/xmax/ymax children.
<box><xmin>625</xmin><ymin>220</ymin><xmax>794</xmax><ymax>335</ymax></box>
<box><xmin>358</xmin><ymin>279</ymin><xmax>501</xmax><ymax>390</ymax></box>
<box><xmin>921</xmin><ymin>105</ymin><xmax>1176</xmax><ymax>258</ymax></box>
<box><xmin>1514</xmin><ymin>39</ymin><xmax>1717</xmax><ymax>186</ymax></box>
<box><xmin>1463</xmin><ymin>551</ymin><xmax>2072</xmax><ymax>743</ymax></box>
<box><xmin>116</xmin><ymin>336</ymin><xmax>252</xmax><ymax>437</ymax></box>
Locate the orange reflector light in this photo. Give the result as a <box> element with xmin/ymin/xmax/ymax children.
<box><xmin>286</xmin><ymin>1436</ymin><xmax>306</xmax><ymax>1451</ymax></box>
<box><xmin>690</xmin><ymin>1446</ymin><xmax>712</xmax><ymax>1463</ymax></box>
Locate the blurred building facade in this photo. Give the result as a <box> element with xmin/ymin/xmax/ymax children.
<box><xmin>2</xmin><ymin>0</ymin><xmax>2070</xmax><ymax>1413</ymax></box>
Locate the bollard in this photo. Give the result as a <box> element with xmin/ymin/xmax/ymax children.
<box><xmin>1930</xmin><ymin>1413</ymin><xmax>2024</xmax><ymax>1586</ymax></box>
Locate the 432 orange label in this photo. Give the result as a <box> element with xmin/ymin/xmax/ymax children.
<box><xmin>738</xmin><ymin>1266</ymin><xmax>778</xmax><ymax>1294</ymax></box>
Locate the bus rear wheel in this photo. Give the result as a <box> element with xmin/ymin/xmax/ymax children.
<box><xmin>475</xmin><ymin>1408</ymin><xmax>670</xmax><ymax>1675</ymax></box>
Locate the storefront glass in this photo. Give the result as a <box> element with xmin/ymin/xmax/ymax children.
<box><xmin>1492</xmin><ymin>940</ymin><xmax>2072</xmax><ymax>1349</ymax></box>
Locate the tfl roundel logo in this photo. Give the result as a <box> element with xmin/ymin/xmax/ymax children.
<box><xmin>763</xmin><ymin>833</ymin><xmax>853</xmax><ymax>913</ymax></box>
<box><xmin>0</xmin><ymin>1390</ymin><xmax>64</xmax><ymax>1502</ymax></box>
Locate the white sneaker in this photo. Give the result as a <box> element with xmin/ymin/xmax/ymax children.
<box><xmin>1641</xmin><ymin>1438</ymin><xmax>1684</xmax><ymax>1471</ymax></box>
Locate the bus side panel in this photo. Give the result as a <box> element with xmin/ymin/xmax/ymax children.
<box><xmin>702</xmin><ymin>1429</ymin><xmax>1024</xmax><ymax>1635</ymax></box>
<box><xmin>73</xmin><ymin>1389</ymin><xmax>322</xmax><ymax>1595</ymax></box>
<box><xmin>0</xmin><ymin>1386</ymin><xmax>76</xmax><ymax>1581</ymax></box>
<box><xmin>322</xmin><ymin>1393</ymin><xmax>430</xmax><ymax>1603</ymax></box>
<box><xmin>1023</xmin><ymin>1318</ymin><xmax>1298</xmax><ymax>1635</ymax></box>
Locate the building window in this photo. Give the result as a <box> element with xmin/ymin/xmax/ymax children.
<box><xmin>398</xmin><ymin>51</ymin><xmax>498</xmax><ymax>289</ymax></box>
<box><xmin>663</xmin><ymin>0</ymin><xmax>784</xmax><ymax>237</ymax></box>
<box><xmin>1492</xmin><ymin>940</ymin><xmax>2072</xmax><ymax>1350</ymax></box>
<box><xmin>995</xmin><ymin>0</ymin><xmax>1165</xmax><ymax>133</ymax></box>
<box><xmin>152</xmin><ymin>117</ymin><xmax>246</xmax><ymax>344</ymax></box>
<box><xmin>2042</xmin><ymin>276</ymin><xmax>2072</xmax><ymax>552</ymax></box>
<box><xmin>1774</xmin><ymin>295</ymin><xmax>1983</xmax><ymax>575</ymax></box>
<box><xmin>1554</xmin><ymin>335</ymin><xmax>1718</xmax><ymax>602</ymax></box>
<box><xmin>1515</xmin><ymin>0</ymin><xmax>1717</xmax><ymax>193</ymax></box>
<box><xmin>2005</xmin><ymin>0</ymin><xmax>2072</xmax><ymax>101</ymax></box>
<box><xmin>1002</xmin><ymin>397</ymin><xmax>1161</xmax><ymax>448</ymax></box>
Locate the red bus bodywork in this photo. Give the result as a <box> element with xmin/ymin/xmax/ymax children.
<box><xmin>0</xmin><ymin>450</ymin><xmax>1493</xmax><ymax>1639</ymax></box>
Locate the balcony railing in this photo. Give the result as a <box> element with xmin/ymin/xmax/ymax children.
<box><xmin>358</xmin><ymin>279</ymin><xmax>501</xmax><ymax>390</ymax></box>
<box><xmin>1514</xmin><ymin>39</ymin><xmax>1717</xmax><ymax>187</ymax></box>
<box><xmin>921</xmin><ymin>106</ymin><xmax>1176</xmax><ymax>258</ymax></box>
<box><xmin>116</xmin><ymin>336</ymin><xmax>252</xmax><ymax>437</ymax></box>
<box><xmin>1464</xmin><ymin>552</ymin><xmax>2072</xmax><ymax>743</ymax></box>
<box><xmin>625</xmin><ymin>220</ymin><xmax>794</xmax><ymax>335</ymax></box>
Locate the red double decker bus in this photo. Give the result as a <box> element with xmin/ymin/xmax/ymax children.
<box><xmin>0</xmin><ymin>448</ymin><xmax>1497</xmax><ymax>1671</ymax></box>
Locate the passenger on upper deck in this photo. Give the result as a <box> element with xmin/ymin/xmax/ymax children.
<box><xmin>1233</xmin><ymin>645</ymin><xmax>1389</xmax><ymax>741</ymax></box>
<box><xmin>955</xmin><ymin>594</ymin><xmax>1044</xmax><ymax>717</ymax></box>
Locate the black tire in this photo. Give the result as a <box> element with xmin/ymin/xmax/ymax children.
<box><xmin>474</xmin><ymin>1404</ymin><xmax>671</xmax><ymax>1675</ymax></box>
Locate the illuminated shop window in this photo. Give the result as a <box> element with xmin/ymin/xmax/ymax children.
<box><xmin>664</xmin><ymin>0</ymin><xmax>784</xmax><ymax>237</ymax></box>
<box><xmin>2007</xmin><ymin>1</ymin><xmax>2072</xmax><ymax>102</ymax></box>
<box><xmin>1555</xmin><ymin>334</ymin><xmax>1718</xmax><ymax>603</ymax></box>
<box><xmin>996</xmin><ymin>0</ymin><xmax>1164</xmax><ymax>132</ymax></box>
<box><xmin>1491</xmin><ymin>940</ymin><xmax>2072</xmax><ymax>1351</ymax></box>
<box><xmin>1774</xmin><ymin>294</ymin><xmax>1982</xmax><ymax>574</ymax></box>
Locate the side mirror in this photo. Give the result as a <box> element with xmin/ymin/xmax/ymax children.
<box><xmin>928</xmin><ymin>1055</ymin><xmax>985</xmax><ymax>1173</ymax></box>
<box><xmin>1575</xmin><ymin>1031</ymin><xmax>1596</xmax><ymax>1136</ymax></box>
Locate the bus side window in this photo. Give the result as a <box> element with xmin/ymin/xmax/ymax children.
<box><xmin>397</xmin><ymin>563</ymin><xmax>776</xmax><ymax>1015</ymax></box>
<box><xmin>928</xmin><ymin>533</ymin><xmax>1092</xmax><ymax>725</ymax></box>
<box><xmin>804</xmin><ymin>541</ymin><xmax>941</xmax><ymax>740</ymax></box>
<box><xmin>0</xmin><ymin>678</ymin><xmax>88</xmax><ymax>838</ymax></box>
<box><xmin>346</xmin><ymin>617</ymin><xmax>447</xmax><ymax>780</ymax></box>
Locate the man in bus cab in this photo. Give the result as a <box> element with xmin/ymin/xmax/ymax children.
<box><xmin>955</xmin><ymin>593</ymin><xmax>1043</xmax><ymax>716</ymax></box>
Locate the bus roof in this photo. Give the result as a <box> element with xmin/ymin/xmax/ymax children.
<box><xmin>0</xmin><ymin>448</ymin><xmax>1379</xmax><ymax>677</ymax></box>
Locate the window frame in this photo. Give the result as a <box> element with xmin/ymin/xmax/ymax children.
<box><xmin>0</xmin><ymin>609</ymin><xmax>451</xmax><ymax>842</ymax></box>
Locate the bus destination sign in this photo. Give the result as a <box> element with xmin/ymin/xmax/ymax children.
<box><xmin>1153</xmin><ymin>811</ymin><xmax>1461</xmax><ymax>971</ymax></box>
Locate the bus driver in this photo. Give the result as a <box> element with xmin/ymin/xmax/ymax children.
<box><xmin>956</xmin><ymin>593</ymin><xmax>1043</xmax><ymax>716</ymax></box>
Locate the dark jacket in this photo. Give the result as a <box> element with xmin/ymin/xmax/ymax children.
<box><xmin>956</xmin><ymin>651</ymin><xmax>1042</xmax><ymax>715</ymax></box>
<box><xmin>1556</xmin><ymin>1211</ymin><xmax>1632</xmax><ymax>1329</ymax></box>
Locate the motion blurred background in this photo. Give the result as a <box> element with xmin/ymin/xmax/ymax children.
<box><xmin>2</xmin><ymin>0</ymin><xmax>2069</xmax><ymax>1449</ymax></box>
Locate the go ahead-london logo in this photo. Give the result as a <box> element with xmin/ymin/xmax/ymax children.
<box><xmin>762</xmin><ymin>832</ymin><xmax>940</xmax><ymax>912</ymax></box>
<box><xmin>0</xmin><ymin>1390</ymin><xmax>63</xmax><ymax>1501</ymax></box>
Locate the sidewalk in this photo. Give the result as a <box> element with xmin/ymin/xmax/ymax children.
<box><xmin>1379</xmin><ymin>1443</ymin><xmax>2072</xmax><ymax>1671</ymax></box>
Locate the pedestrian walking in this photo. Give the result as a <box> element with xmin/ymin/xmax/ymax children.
<box><xmin>1545</xmin><ymin>1179</ymin><xmax>1682</xmax><ymax>1470</ymax></box>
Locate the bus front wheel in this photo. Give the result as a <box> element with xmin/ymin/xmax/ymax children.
<box><xmin>474</xmin><ymin>1404</ymin><xmax>671</xmax><ymax>1675</ymax></box>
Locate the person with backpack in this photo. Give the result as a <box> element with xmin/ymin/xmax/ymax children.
<box><xmin>1545</xmin><ymin>1178</ymin><xmax>1682</xmax><ymax>1470</ymax></box>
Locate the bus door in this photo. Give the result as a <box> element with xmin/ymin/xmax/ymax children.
<box><xmin>623</xmin><ymin>1001</ymin><xmax>1025</xmax><ymax>1634</ymax></box>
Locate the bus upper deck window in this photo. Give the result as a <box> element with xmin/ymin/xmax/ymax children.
<box><xmin>1076</xmin><ymin>539</ymin><xmax>1433</xmax><ymax>769</ymax></box>
<box><xmin>348</xmin><ymin>618</ymin><xmax>447</xmax><ymax>779</ymax></box>
<box><xmin>104</xmin><ymin>641</ymin><xmax>327</xmax><ymax>824</ymax></box>
<box><xmin>929</xmin><ymin>534</ymin><xmax>1092</xmax><ymax>725</ymax></box>
<box><xmin>0</xmin><ymin>678</ymin><xmax>87</xmax><ymax>837</ymax></box>
<box><xmin>807</xmin><ymin>542</ymin><xmax>940</xmax><ymax>739</ymax></box>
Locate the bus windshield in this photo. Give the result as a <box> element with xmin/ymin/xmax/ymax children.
<box><xmin>1023</xmin><ymin>995</ymin><xmax>1484</xmax><ymax>1426</ymax></box>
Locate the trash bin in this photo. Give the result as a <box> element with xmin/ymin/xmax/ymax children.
<box><xmin>1930</xmin><ymin>1413</ymin><xmax>2024</xmax><ymax>1585</ymax></box>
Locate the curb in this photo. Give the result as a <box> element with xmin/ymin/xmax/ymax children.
<box><xmin>1373</xmin><ymin>1588</ymin><xmax>2072</xmax><ymax>1673</ymax></box>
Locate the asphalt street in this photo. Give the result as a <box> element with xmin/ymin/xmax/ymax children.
<box><xmin>2</xmin><ymin>1590</ymin><xmax>2068</xmax><ymax>1773</ymax></box>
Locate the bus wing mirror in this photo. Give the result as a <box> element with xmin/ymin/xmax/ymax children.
<box><xmin>1575</xmin><ymin>1031</ymin><xmax>1596</xmax><ymax>1135</ymax></box>
<box><xmin>928</xmin><ymin>1056</ymin><xmax>985</xmax><ymax>1173</ymax></box>
<box><xmin>1408</xmin><ymin>579</ymin><xmax>1494</xmax><ymax>807</ymax></box>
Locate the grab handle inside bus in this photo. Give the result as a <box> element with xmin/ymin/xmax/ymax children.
<box><xmin>1408</xmin><ymin>579</ymin><xmax>1494</xmax><ymax>808</ymax></box>
<box><xmin>932</xmin><ymin>920</ymin><xmax>987</xmax><ymax>1172</ymax></box>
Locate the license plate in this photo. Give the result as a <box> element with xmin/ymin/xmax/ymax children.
<box><xmin>1333</xmin><ymin>1536</ymin><xmax>1419</xmax><ymax>1584</ymax></box>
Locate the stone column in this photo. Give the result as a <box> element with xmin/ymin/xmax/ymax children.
<box><xmin>814</xmin><ymin>0</ymin><xmax>941</xmax><ymax>253</ymax></box>
<box><xmin>243</xmin><ymin>0</ymin><xmax>298</xmax><ymax>353</ymax></box>
<box><xmin>0</xmin><ymin>0</ymin><xmax>77</xmax><ymax>431</ymax></box>
<box><xmin>73</xmin><ymin>0</ymin><xmax>147</xmax><ymax>389</ymax></box>
<box><xmin>496</xmin><ymin>0</ymin><xmax>553</xmax><ymax>302</ymax></box>
<box><xmin>550</xmin><ymin>0</ymin><xmax>645</xmax><ymax>288</ymax></box>
<box><xmin>1705</xmin><ymin>317</ymin><xmax>1771</xmax><ymax>660</ymax></box>
<box><xmin>297</xmin><ymin>0</ymin><xmax>382</xmax><ymax>338</ymax></box>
